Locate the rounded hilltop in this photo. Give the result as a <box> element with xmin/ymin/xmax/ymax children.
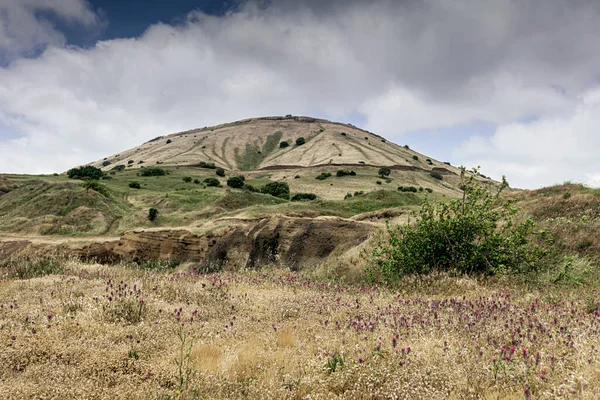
<box><xmin>91</xmin><ymin>115</ymin><xmax>458</xmax><ymax>175</ymax></box>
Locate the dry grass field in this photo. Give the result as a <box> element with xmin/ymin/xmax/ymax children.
<box><xmin>1</xmin><ymin>259</ymin><xmax>599</xmax><ymax>399</ymax></box>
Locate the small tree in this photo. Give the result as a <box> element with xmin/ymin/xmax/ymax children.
<box><xmin>216</xmin><ymin>168</ymin><xmax>225</xmax><ymax>177</ymax></box>
<box><xmin>129</xmin><ymin>182</ymin><xmax>141</xmax><ymax>189</ymax></box>
<box><xmin>203</xmin><ymin>178</ymin><xmax>221</xmax><ymax>187</ymax></box>
<box><xmin>182</xmin><ymin>176</ymin><xmax>192</xmax><ymax>183</ymax></box>
<box><xmin>261</xmin><ymin>182</ymin><xmax>290</xmax><ymax>200</ymax></box>
<box><xmin>148</xmin><ymin>208</ymin><xmax>158</xmax><ymax>222</ymax></box>
<box><xmin>67</xmin><ymin>166</ymin><xmax>104</xmax><ymax>180</ymax></box>
<box><xmin>279</xmin><ymin>141</ymin><xmax>289</xmax><ymax>148</ymax></box>
<box><xmin>378</xmin><ymin>167</ymin><xmax>391</xmax><ymax>179</ymax></box>
<box><xmin>295</xmin><ymin>137</ymin><xmax>306</xmax><ymax>146</ymax></box>
<box><xmin>227</xmin><ymin>176</ymin><xmax>245</xmax><ymax>189</ymax></box>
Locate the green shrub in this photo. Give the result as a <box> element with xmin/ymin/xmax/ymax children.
<box><xmin>376</xmin><ymin>180</ymin><xmax>382</xmax><ymax>185</ymax></box>
<box><xmin>203</xmin><ymin>178</ymin><xmax>221</xmax><ymax>187</ymax></box>
<box><xmin>425</xmin><ymin>188</ymin><xmax>433</xmax><ymax>193</ymax></box>
<box><xmin>430</xmin><ymin>171</ymin><xmax>443</xmax><ymax>180</ymax></box>
<box><xmin>148</xmin><ymin>208</ymin><xmax>158</xmax><ymax>222</ymax></box>
<box><xmin>112</xmin><ymin>165</ymin><xmax>126</xmax><ymax>172</ymax></box>
<box><xmin>199</xmin><ymin>161</ymin><xmax>216</xmax><ymax>169</ymax></box>
<box><xmin>129</xmin><ymin>182</ymin><xmax>141</xmax><ymax>189</ymax></box>
<box><xmin>295</xmin><ymin>137</ymin><xmax>306</xmax><ymax>146</ymax></box>
<box><xmin>81</xmin><ymin>180</ymin><xmax>110</xmax><ymax>196</ymax></box>
<box><xmin>336</xmin><ymin>170</ymin><xmax>356</xmax><ymax>177</ymax></box>
<box><xmin>102</xmin><ymin>160</ymin><xmax>111</xmax><ymax>167</ymax></box>
<box><xmin>397</xmin><ymin>186</ymin><xmax>418</xmax><ymax>193</ymax></box>
<box><xmin>369</xmin><ymin>168</ymin><xmax>545</xmax><ymax>282</ymax></box>
<box><xmin>279</xmin><ymin>141</ymin><xmax>289</xmax><ymax>148</ymax></box>
<box><xmin>182</xmin><ymin>176</ymin><xmax>192</xmax><ymax>183</ymax></box>
<box><xmin>412</xmin><ymin>155</ymin><xmax>419</xmax><ymax>161</ymax></box>
<box><xmin>216</xmin><ymin>168</ymin><xmax>225</xmax><ymax>177</ymax></box>
<box><xmin>127</xmin><ymin>160</ymin><xmax>134</xmax><ymax>164</ymax></box>
<box><xmin>166</xmin><ymin>139</ymin><xmax>172</xmax><ymax>144</ymax></box>
<box><xmin>243</xmin><ymin>184</ymin><xmax>260</xmax><ymax>193</ymax></box>
<box><xmin>294</xmin><ymin>175</ymin><xmax>301</xmax><ymax>179</ymax></box>
<box><xmin>316</xmin><ymin>172</ymin><xmax>332</xmax><ymax>181</ymax></box>
<box><xmin>227</xmin><ymin>176</ymin><xmax>245</xmax><ymax>189</ymax></box>
<box><xmin>140</xmin><ymin>167</ymin><xmax>166</xmax><ymax>177</ymax></box>
<box><xmin>101</xmin><ymin>175</ymin><xmax>113</xmax><ymax>180</ymax></box>
<box><xmin>344</xmin><ymin>193</ymin><xmax>353</xmax><ymax>199</ymax></box>
<box><xmin>261</xmin><ymin>182</ymin><xmax>290</xmax><ymax>200</ymax></box>
<box><xmin>193</xmin><ymin>179</ymin><xmax>200</xmax><ymax>184</ymax></box>
<box><xmin>67</xmin><ymin>166</ymin><xmax>104</xmax><ymax>180</ymax></box>
<box><xmin>378</xmin><ymin>167</ymin><xmax>391</xmax><ymax>178</ymax></box>
<box><xmin>291</xmin><ymin>193</ymin><xmax>317</xmax><ymax>201</ymax></box>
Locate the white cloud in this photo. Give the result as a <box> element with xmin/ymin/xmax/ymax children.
<box><xmin>0</xmin><ymin>0</ymin><xmax>599</xmax><ymax>186</ymax></box>
<box><xmin>454</xmin><ymin>88</ymin><xmax>600</xmax><ymax>188</ymax></box>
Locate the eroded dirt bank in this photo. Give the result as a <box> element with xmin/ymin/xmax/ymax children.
<box><xmin>0</xmin><ymin>216</ymin><xmax>373</xmax><ymax>271</ymax></box>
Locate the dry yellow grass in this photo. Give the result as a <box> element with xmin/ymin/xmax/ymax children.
<box><xmin>1</xmin><ymin>261</ymin><xmax>600</xmax><ymax>399</ymax></box>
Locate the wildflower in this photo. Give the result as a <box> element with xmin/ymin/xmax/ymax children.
<box><xmin>392</xmin><ymin>337</ymin><xmax>397</xmax><ymax>348</ymax></box>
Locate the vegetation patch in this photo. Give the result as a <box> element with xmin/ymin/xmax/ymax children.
<box><xmin>234</xmin><ymin>131</ymin><xmax>283</xmax><ymax>171</ymax></box>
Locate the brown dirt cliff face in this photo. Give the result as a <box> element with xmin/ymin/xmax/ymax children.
<box><xmin>3</xmin><ymin>216</ymin><xmax>373</xmax><ymax>271</ymax></box>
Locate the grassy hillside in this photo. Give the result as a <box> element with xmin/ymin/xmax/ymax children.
<box><xmin>0</xmin><ymin>164</ymin><xmax>449</xmax><ymax>236</ymax></box>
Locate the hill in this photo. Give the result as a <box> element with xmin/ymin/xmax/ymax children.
<box><xmin>90</xmin><ymin>116</ymin><xmax>461</xmax><ymax>175</ymax></box>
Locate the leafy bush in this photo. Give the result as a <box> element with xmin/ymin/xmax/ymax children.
<box><xmin>182</xmin><ymin>176</ymin><xmax>192</xmax><ymax>183</ymax></box>
<box><xmin>295</xmin><ymin>137</ymin><xmax>306</xmax><ymax>146</ymax></box>
<box><xmin>291</xmin><ymin>193</ymin><xmax>317</xmax><ymax>201</ymax></box>
<box><xmin>344</xmin><ymin>193</ymin><xmax>353</xmax><ymax>199</ymax></box>
<box><xmin>294</xmin><ymin>175</ymin><xmax>301</xmax><ymax>179</ymax></box>
<box><xmin>412</xmin><ymin>155</ymin><xmax>419</xmax><ymax>161</ymax></box>
<box><xmin>378</xmin><ymin>167</ymin><xmax>391</xmax><ymax>178</ymax></box>
<box><xmin>81</xmin><ymin>180</ymin><xmax>110</xmax><ymax>196</ymax></box>
<box><xmin>102</xmin><ymin>160</ymin><xmax>111</xmax><ymax>167</ymax></box>
<box><xmin>129</xmin><ymin>182</ymin><xmax>141</xmax><ymax>189</ymax></box>
<box><xmin>243</xmin><ymin>184</ymin><xmax>260</xmax><ymax>193</ymax></box>
<box><xmin>369</xmin><ymin>168</ymin><xmax>545</xmax><ymax>282</ymax></box>
<box><xmin>376</xmin><ymin>180</ymin><xmax>382</xmax><ymax>185</ymax></box>
<box><xmin>316</xmin><ymin>172</ymin><xmax>332</xmax><ymax>181</ymax></box>
<box><xmin>216</xmin><ymin>168</ymin><xmax>225</xmax><ymax>177</ymax></box>
<box><xmin>166</xmin><ymin>139</ymin><xmax>172</xmax><ymax>144</ymax></box>
<box><xmin>112</xmin><ymin>165</ymin><xmax>126</xmax><ymax>172</ymax></box>
<box><xmin>148</xmin><ymin>208</ymin><xmax>158</xmax><ymax>222</ymax></box>
<box><xmin>336</xmin><ymin>170</ymin><xmax>356</xmax><ymax>177</ymax></box>
<box><xmin>227</xmin><ymin>176</ymin><xmax>245</xmax><ymax>189</ymax></box>
<box><xmin>279</xmin><ymin>141</ymin><xmax>289</xmax><ymax>148</ymax></box>
<box><xmin>199</xmin><ymin>161</ymin><xmax>216</xmax><ymax>169</ymax></box>
<box><xmin>193</xmin><ymin>179</ymin><xmax>200</xmax><ymax>184</ymax></box>
<box><xmin>430</xmin><ymin>171</ymin><xmax>443</xmax><ymax>180</ymax></box>
<box><xmin>127</xmin><ymin>160</ymin><xmax>134</xmax><ymax>164</ymax></box>
<box><xmin>261</xmin><ymin>182</ymin><xmax>290</xmax><ymax>200</ymax></box>
<box><xmin>203</xmin><ymin>178</ymin><xmax>221</xmax><ymax>187</ymax></box>
<box><xmin>67</xmin><ymin>166</ymin><xmax>104</xmax><ymax>180</ymax></box>
<box><xmin>398</xmin><ymin>186</ymin><xmax>418</xmax><ymax>193</ymax></box>
<box><xmin>140</xmin><ymin>167</ymin><xmax>166</xmax><ymax>177</ymax></box>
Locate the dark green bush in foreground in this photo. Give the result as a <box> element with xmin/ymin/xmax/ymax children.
<box><xmin>140</xmin><ymin>167</ymin><xmax>166</xmax><ymax>177</ymax></box>
<box><xmin>129</xmin><ymin>181</ymin><xmax>141</xmax><ymax>189</ymax></box>
<box><xmin>369</xmin><ymin>168</ymin><xmax>546</xmax><ymax>282</ymax></box>
<box><xmin>203</xmin><ymin>178</ymin><xmax>221</xmax><ymax>187</ymax></box>
<box><xmin>227</xmin><ymin>176</ymin><xmax>245</xmax><ymax>189</ymax></box>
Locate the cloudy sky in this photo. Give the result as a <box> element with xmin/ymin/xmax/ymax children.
<box><xmin>1</xmin><ymin>0</ymin><xmax>599</xmax><ymax>188</ymax></box>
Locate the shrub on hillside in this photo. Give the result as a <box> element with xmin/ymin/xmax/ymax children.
<box><xmin>430</xmin><ymin>171</ymin><xmax>444</xmax><ymax>180</ymax></box>
<box><xmin>261</xmin><ymin>181</ymin><xmax>290</xmax><ymax>200</ymax></box>
<box><xmin>378</xmin><ymin>167</ymin><xmax>391</xmax><ymax>179</ymax></box>
<box><xmin>166</xmin><ymin>139</ymin><xmax>172</xmax><ymax>144</ymax></box>
<box><xmin>203</xmin><ymin>178</ymin><xmax>221</xmax><ymax>187</ymax></box>
<box><xmin>412</xmin><ymin>155</ymin><xmax>419</xmax><ymax>161</ymax></box>
<box><xmin>148</xmin><ymin>208</ymin><xmax>158</xmax><ymax>222</ymax></box>
<box><xmin>316</xmin><ymin>172</ymin><xmax>332</xmax><ymax>181</ymax></box>
<box><xmin>227</xmin><ymin>176</ymin><xmax>245</xmax><ymax>189</ymax></box>
<box><xmin>279</xmin><ymin>141</ymin><xmax>289</xmax><ymax>148</ymax></box>
<box><xmin>81</xmin><ymin>180</ymin><xmax>109</xmax><ymax>196</ymax></box>
<box><xmin>112</xmin><ymin>165</ymin><xmax>126</xmax><ymax>172</ymax></box>
<box><xmin>243</xmin><ymin>184</ymin><xmax>260</xmax><ymax>193</ymax></box>
<box><xmin>336</xmin><ymin>169</ymin><xmax>356</xmax><ymax>177</ymax></box>
<box><xmin>102</xmin><ymin>160</ymin><xmax>111</xmax><ymax>167</ymax></box>
<box><xmin>369</xmin><ymin>168</ymin><xmax>545</xmax><ymax>282</ymax></box>
<box><xmin>182</xmin><ymin>176</ymin><xmax>192</xmax><ymax>183</ymax></box>
<box><xmin>398</xmin><ymin>186</ymin><xmax>418</xmax><ymax>193</ymax></box>
<box><xmin>295</xmin><ymin>137</ymin><xmax>306</xmax><ymax>146</ymax></box>
<box><xmin>216</xmin><ymin>168</ymin><xmax>225</xmax><ymax>177</ymax></box>
<box><xmin>199</xmin><ymin>161</ymin><xmax>216</xmax><ymax>169</ymax></box>
<box><xmin>140</xmin><ymin>167</ymin><xmax>166</xmax><ymax>177</ymax></box>
<box><xmin>129</xmin><ymin>182</ymin><xmax>141</xmax><ymax>189</ymax></box>
<box><xmin>67</xmin><ymin>166</ymin><xmax>104</xmax><ymax>180</ymax></box>
<box><xmin>291</xmin><ymin>193</ymin><xmax>317</xmax><ymax>201</ymax></box>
